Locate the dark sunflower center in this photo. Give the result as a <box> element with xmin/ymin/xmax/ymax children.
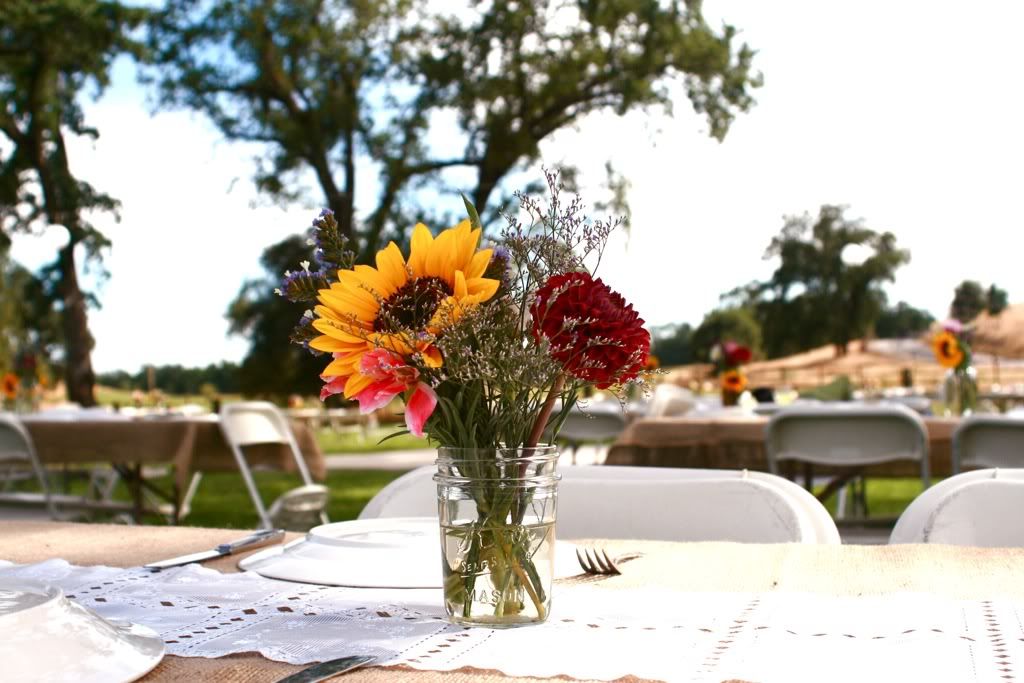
<box><xmin>375</xmin><ymin>276</ymin><xmax>452</xmax><ymax>333</ymax></box>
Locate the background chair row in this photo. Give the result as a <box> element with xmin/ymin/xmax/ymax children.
<box><xmin>361</xmin><ymin>464</ymin><xmax>842</xmax><ymax>544</ymax></box>
<box><xmin>362</xmin><ymin>463</ymin><xmax>1024</xmax><ymax>548</ymax></box>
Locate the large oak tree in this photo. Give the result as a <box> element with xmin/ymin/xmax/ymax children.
<box><xmin>148</xmin><ymin>0</ymin><xmax>760</xmax><ymax>257</ymax></box>
<box><xmin>0</xmin><ymin>0</ymin><xmax>147</xmax><ymax>405</ymax></box>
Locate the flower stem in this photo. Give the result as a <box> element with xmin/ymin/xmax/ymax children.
<box><xmin>525</xmin><ymin>373</ymin><xmax>565</xmax><ymax>448</ymax></box>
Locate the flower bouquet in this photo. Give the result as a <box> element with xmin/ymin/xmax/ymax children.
<box><xmin>280</xmin><ymin>171</ymin><xmax>650</xmax><ymax>625</ymax></box>
<box><xmin>932</xmin><ymin>320</ymin><xmax>976</xmax><ymax>416</ymax></box>
<box><xmin>711</xmin><ymin>340</ymin><xmax>751</xmax><ymax>407</ymax></box>
<box><xmin>2</xmin><ymin>350</ymin><xmax>45</xmax><ymax>413</ymax></box>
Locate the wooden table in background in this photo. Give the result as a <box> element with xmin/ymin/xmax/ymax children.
<box><xmin>607</xmin><ymin>414</ymin><xmax>959</xmax><ymax>480</ymax></box>
<box><xmin>21</xmin><ymin>417</ymin><xmax>325</xmax><ymax>522</ymax></box>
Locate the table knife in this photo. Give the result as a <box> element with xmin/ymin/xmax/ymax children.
<box><xmin>274</xmin><ymin>655</ymin><xmax>377</xmax><ymax>683</ymax></box>
<box><xmin>143</xmin><ymin>528</ymin><xmax>285</xmax><ymax>570</ymax></box>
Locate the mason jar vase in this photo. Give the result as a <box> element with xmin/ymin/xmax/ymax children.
<box><xmin>434</xmin><ymin>446</ymin><xmax>559</xmax><ymax>627</ymax></box>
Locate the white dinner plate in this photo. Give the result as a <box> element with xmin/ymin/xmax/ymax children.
<box><xmin>0</xmin><ymin>579</ymin><xmax>165</xmax><ymax>683</ymax></box>
<box><xmin>239</xmin><ymin>517</ymin><xmax>579</xmax><ymax>588</ymax></box>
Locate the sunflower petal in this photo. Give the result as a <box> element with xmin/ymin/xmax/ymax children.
<box><xmin>465</xmin><ymin>276</ymin><xmax>500</xmax><ymax>301</ymax></box>
<box><xmin>453</xmin><ymin>270</ymin><xmax>468</xmax><ymax>299</ymax></box>
<box><xmin>408</xmin><ymin>223</ymin><xmax>434</xmax><ymax>277</ymax></box>
<box><xmin>343</xmin><ymin>372</ymin><xmax>375</xmax><ymax>399</ymax></box>
<box><xmin>375</xmin><ymin>242</ymin><xmax>408</xmax><ymax>293</ymax></box>
<box><xmin>466</xmin><ymin>248</ymin><xmax>492</xmax><ymax>279</ymax></box>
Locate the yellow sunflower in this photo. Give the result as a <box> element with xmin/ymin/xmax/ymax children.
<box><xmin>311</xmin><ymin>219</ymin><xmax>500</xmax><ymax>399</ymax></box>
<box><xmin>721</xmin><ymin>369</ymin><xmax>747</xmax><ymax>394</ymax></box>
<box><xmin>932</xmin><ymin>331</ymin><xmax>964</xmax><ymax>369</ymax></box>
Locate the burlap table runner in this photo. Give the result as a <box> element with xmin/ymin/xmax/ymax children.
<box><xmin>607</xmin><ymin>415</ymin><xmax>959</xmax><ymax>478</ymax></box>
<box><xmin>4</xmin><ymin>521</ymin><xmax>1024</xmax><ymax>682</ymax></box>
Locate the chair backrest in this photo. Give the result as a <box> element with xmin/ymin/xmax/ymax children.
<box><xmin>360</xmin><ymin>464</ymin><xmax>839</xmax><ymax>544</ymax></box>
<box><xmin>765</xmin><ymin>404</ymin><xmax>929</xmax><ymax>484</ymax></box>
<box><xmin>648</xmin><ymin>384</ymin><xmax>696</xmax><ymax>417</ymax></box>
<box><xmin>218</xmin><ymin>401</ymin><xmax>318</xmax><ymax>528</ymax></box>
<box><xmin>890</xmin><ymin>468</ymin><xmax>1024</xmax><ymax>546</ymax></box>
<box><xmin>952</xmin><ymin>415</ymin><xmax>1024</xmax><ymax>474</ymax></box>
<box><xmin>219</xmin><ymin>401</ymin><xmax>295</xmax><ymax>446</ymax></box>
<box><xmin>0</xmin><ymin>413</ymin><xmax>37</xmax><ymax>467</ymax></box>
<box><xmin>0</xmin><ymin>413</ymin><xmax>55</xmax><ymax>517</ymax></box>
<box><xmin>556</xmin><ymin>408</ymin><xmax>627</xmax><ymax>444</ymax></box>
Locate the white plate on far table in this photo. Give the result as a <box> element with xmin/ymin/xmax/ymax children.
<box><xmin>0</xmin><ymin>579</ymin><xmax>165</xmax><ymax>683</ymax></box>
<box><xmin>239</xmin><ymin>517</ymin><xmax>580</xmax><ymax>588</ymax></box>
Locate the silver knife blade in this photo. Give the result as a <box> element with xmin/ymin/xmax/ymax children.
<box><xmin>144</xmin><ymin>529</ymin><xmax>285</xmax><ymax>570</ymax></box>
<box><xmin>144</xmin><ymin>548</ymin><xmax>223</xmax><ymax>569</ymax></box>
<box><xmin>275</xmin><ymin>655</ymin><xmax>377</xmax><ymax>683</ymax></box>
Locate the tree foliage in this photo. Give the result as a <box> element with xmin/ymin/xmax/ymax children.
<box><xmin>226</xmin><ymin>235</ymin><xmax>336</xmax><ymax>398</ymax></box>
<box><xmin>690</xmin><ymin>307</ymin><xmax>762</xmax><ymax>361</ymax></box>
<box><xmin>0</xmin><ymin>251</ymin><xmax>63</xmax><ymax>375</ymax></box>
<box><xmin>726</xmin><ymin>205</ymin><xmax>910</xmax><ymax>358</ymax></box>
<box><xmin>950</xmin><ymin>280</ymin><xmax>986</xmax><ymax>323</ymax></box>
<box><xmin>0</xmin><ymin>0</ymin><xmax>147</xmax><ymax>405</ymax></box>
<box><xmin>950</xmin><ymin>281</ymin><xmax>1009</xmax><ymax>322</ymax></box>
<box><xmin>874</xmin><ymin>300</ymin><xmax>934</xmax><ymax>339</ymax></box>
<box><xmin>147</xmin><ymin>0</ymin><xmax>760</xmax><ymax>258</ymax></box>
<box><xmin>650</xmin><ymin>323</ymin><xmax>694</xmax><ymax>368</ymax></box>
<box><xmin>96</xmin><ymin>362</ymin><xmax>240</xmax><ymax>395</ymax></box>
<box><xmin>987</xmin><ymin>284</ymin><xmax>1009</xmax><ymax>317</ymax></box>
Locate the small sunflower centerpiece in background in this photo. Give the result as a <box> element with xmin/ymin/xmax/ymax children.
<box><xmin>711</xmin><ymin>340</ymin><xmax>752</xmax><ymax>407</ymax></box>
<box><xmin>932</xmin><ymin>319</ymin><xmax>976</xmax><ymax>415</ymax></box>
<box><xmin>278</xmin><ymin>170</ymin><xmax>651</xmax><ymax>626</ymax></box>
<box><xmin>1</xmin><ymin>372</ymin><xmax>18</xmax><ymax>410</ymax></box>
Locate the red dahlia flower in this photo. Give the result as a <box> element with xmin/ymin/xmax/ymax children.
<box><xmin>531</xmin><ymin>272</ymin><xmax>650</xmax><ymax>389</ymax></box>
<box><xmin>722</xmin><ymin>341</ymin><xmax>751</xmax><ymax>367</ymax></box>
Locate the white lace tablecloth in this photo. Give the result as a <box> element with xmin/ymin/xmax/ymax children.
<box><xmin>2</xmin><ymin>559</ymin><xmax>1023</xmax><ymax>683</ymax></box>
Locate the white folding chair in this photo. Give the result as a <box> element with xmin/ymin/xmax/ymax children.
<box><xmin>647</xmin><ymin>383</ymin><xmax>696</xmax><ymax>417</ymax></box>
<box><xmin>765</xmin><ymin>404</ymin><xmax>930</xmax><ymax>518</ymax></box>
<box><xmin>556</xmin><ymin>406</ymin><xmax>627</xmax><ymax>465</ymax></box>
<box><xmin>0</xmin><ymin>413</ymin><xmax>57</xmax><ymax>520</ymax></box>
<box><xmin>890</xmin><ymin>468</ymin><xmax>1024</xmax><ymax>546</ymax></box>
<box><xmin>218</xmin><ymin>402</ymin><xmax>329</xmax><ymax>530</ymax></box>
<box><xmin>359</xmin><ymin>464</ymin><xmax>839</xmax><ymax>544</ymax></box>
<box><xmin>952</xmin><ymin>415</ymin><xmax>1024</xmax><ymax>474</ymax></box>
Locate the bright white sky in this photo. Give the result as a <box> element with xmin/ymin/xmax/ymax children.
<box><xmin>9</xmin><ymin>0</ymin><xmax>1024</xmax><ymax>373</ymax></box>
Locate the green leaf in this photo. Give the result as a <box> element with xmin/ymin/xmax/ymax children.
<box><xmin>462</xmin><ymin>194</ymin><xmax>483</xmax><ymax>230</ymax></box>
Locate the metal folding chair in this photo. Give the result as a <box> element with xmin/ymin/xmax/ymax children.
<box><xmin>765</xmin><ymin>404</ymin><xmax>930</xmax><ymax>519</ymax></box>
<box><xmin>556</xmin><ymin>406</ymin><xmax>627</xmax><ymax>465</ymax></box>
<box><xmin>0</xmin><ymin>413</ymin><xmax>58</xmax><ymax>520</ymax></box>
<box><xmin>952</xmin><ymin>415</ymin><xmax>1024</xmax><ymax>474</ymax></box>
<box><xmin>218</xmin><ymin>402</ymin><xmax>329</xmax><ymax>530</ymax></box>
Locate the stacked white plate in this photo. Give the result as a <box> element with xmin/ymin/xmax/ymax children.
<box><xmin>239</xmin><ymin>517</ymin><xmax>580</xmax><ymax>588</ymax></box>
<box><xmin>0</xmin><ymin>579</ymin><xmax>165</xmax><ymax>683</ymax></box>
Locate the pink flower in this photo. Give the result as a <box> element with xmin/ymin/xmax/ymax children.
<box><xmin>942</xmin><ymin>319</ymin><xmax>964</xmax><ymax>335</ymax></box>
<box><xmin>322</xmin><ymin>349</ymin><xmax>437</xmax><ymax>437</ymax></box>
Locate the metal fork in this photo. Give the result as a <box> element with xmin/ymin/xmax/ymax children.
<box><xmin>575</xmin><ymin>547</ymin><xmax>642</xmax><ymax>575</ymax></box>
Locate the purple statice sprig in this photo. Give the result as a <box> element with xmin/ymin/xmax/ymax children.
<box><xmin>288</xmin><ymin>310</ymin><xmax>324</xmax><ymax>355</ymax></box>
<box><xmin>311</xmin><ymin>209</ymin><xmax>355</xmax><ymax>273</ymax></box>
<box><xmin>276</xmin><ymin>261</ymin><xmax>332</xmax><ymax>304</ymax></box>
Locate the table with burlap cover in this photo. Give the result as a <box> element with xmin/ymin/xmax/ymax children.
<box><xmin>22</xmin><ymin>418</ymin><xmax>326</xmax><ymax>504</ymax></box>
<box><xmin>4</xmin><ymin>521</ymin><xmax>1024</xmax><ymax>682</ymax></box>
<box><xmin>606</xmin><ymin>415</ymin><xmax>959</xmax><ymax>478</ymax></box>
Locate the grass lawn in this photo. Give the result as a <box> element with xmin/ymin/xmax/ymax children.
<box><xmin>32</xmin><ymin>469</ymin><xmax>406</xmax><ymax>530</ymax></box>
<box><xmin>315</xmin><ymin>427</ymin><xmax>430</xmax><ymax>454</ymax></box>
<box><xmin>175</xmin><ymin>470</ymin><xmax>407</xmax><ymax>529</ymax></box>
<box><xmin>816</xmin><ymin>477</ymin><xmax>927</xmax><ymax>522</ymax></box>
